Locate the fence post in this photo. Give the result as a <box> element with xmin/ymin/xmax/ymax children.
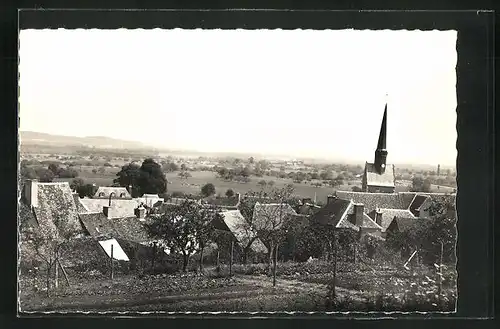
<box><xmin>273</xmin><ymin>244</ymin><xmax>278</xmax><ymax>287</ymax></box>
<box><xmin>111</xmin><ymin>244</ymin><xmax>114</xmax><ymax>280</ymax></box>
<box><xmin>438</xmin><ymin>241</ymin><xmax>444</xmax><ymax>302</ymax></box>
<box><xmin>229</xmin><ymin>239</ymin><xmax>234</xmax><ymax>276</ymax></box>
<box><xmin>58</xmin><ymin>259</ymin><xmax>71</xmax><ymax>287</ymax></box>
<box><xmin>54</xmin><ymin>252</ymin><xmax>59</xmax><ymax>289</ymax></box>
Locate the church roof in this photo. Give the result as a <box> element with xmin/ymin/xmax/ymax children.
<box><xmin>365</xmin><ymin>162</ymin><xmax>395</xmax><ymax>187</ymax></box>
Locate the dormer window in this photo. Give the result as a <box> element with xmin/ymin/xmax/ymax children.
<box><xmin>99</xmin><ymin>192</ymin><xmax>105</xmax><ymax>197</ymax></box>
<box><xmin>120</xmin><ymin>193</ymin><xmax>126</xmax><ymax>198</ymax></box>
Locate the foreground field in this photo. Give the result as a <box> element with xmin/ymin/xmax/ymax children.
<box><xmin>19</xmin><ymin>261</ymin><xmax>456</xmax><ymax>313</ymax></box>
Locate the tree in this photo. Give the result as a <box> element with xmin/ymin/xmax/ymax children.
<box><xmin>70</xmin><ymin>178</ymin><xmax>84</xmax><ymax>192</ymax></box>
<box><xmin>145</xmin><ymin>201</ymin><xmax>220</xmax><ymax>272</ymax></box>
<box><xmin>114</xmin><ymin>163</ymin><xmax>141</xmax><ymax>196</ymax></box>
<box><xmin>201</xmin><ymin>183</ymin><xmax>216</xmax><ymax>197</ymax></box>
<box><xmin>178</xmin><ymin>171</ymin><xmax>192</xmax><ymax>180</ymax></box>
<box><xmin>411</xmin><ymin>176</ymin><xmax>432</xmax><ymax>192</ymax></box>
<box><xmin>180</xmin><ymin>163</ymin><xmax>187</xmax><ymax>171</ymax></box>
<box><xmin>36</xmin><ymin>168</ymin><xmax>55</xmax><ymax>182</ymax></box>
<box><xmin>258</xmin><ymin>180</ymin><xmax>267</xmax><ymax>188</ymax></box>
<box><xmin>114</xmin><ymin>159</ymin><xmax>167</xmax><ymax>197</ymax></box>
<box><xmin>48</xmin><ymin>163</ymin><xmax>60</xmax><ymax>176</ymax></box>
<box><xmin>268</xmin><ymin>180</ymin><xmax>275</xmax><ymax>187</ymax></box>
<box><xmin>225</xmin><ymin>189</ymin><xmax>235</xmax><ymax>198</ymax></box>
<box><xmin>76</xmin><ymin>184</ymin><xmax>98</xmax><ymax>198</ymax></box>
<box><xmin>248</xmin><ymin>157</ymin><xmax>255</xmax><ymax>164</ymax></box>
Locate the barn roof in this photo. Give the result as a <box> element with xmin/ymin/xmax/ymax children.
<box><xmin>365</xmin><ymin>162</ymin><xmax>395</xmax><ymax>188</ymax></box>
<box><xmin>373</xmin><ymin>208</ymin><xmax>416</xmax><ymax>232</ymax></box>
<box><xmin>390</xmin><ymin>217</ymin><xmax>423</xmax><ymax>233</ymax></box>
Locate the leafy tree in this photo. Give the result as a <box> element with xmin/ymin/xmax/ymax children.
<box><xmin>180</xmin><ymin>163</ymin><xmax>187</xmax><ymax>171</ymax></box>
<box><xmin>114</xmin><ymin>163</ymin><xmax>141</xmax><ymax>196</ymax></box>
<box><xmin>76</xmin><ymin>184</ymin><xmax>98</xmax><ymax>198</ymax></box>
<box><xmin>178</xmin><ymin>171</ymin><xmax>192</xmax><ymax>180</ymax></box>
<box><xmin>48</xmin><ymin>163</ymin><xmax>60</xmax><ymax>176</ymax></box>
<box><xmin>225</xmin><ymin>189</ymin><xmax>235</xmax><ymax>198</ymax></box>
<box><xmin>58</xmin><ymin>167</ymin><xmax>79</xmax><ymax>178</ymax></box>
<box><xmin>114</xmin><ymin>159</ymin><xmax>167</xmax><ymax>197</ymax></box>
<box><xmin>139</xmin><ymin>158</ymin><xmax>167</xmax><ymax>195</ymax></box>
<box><xmin>268</xmin><ymin>180</ymin><xmax>275</xmax><ymax>187</ymax></box>
<box><xmin>70</xmin><ymin>178</ymin><xmax>84</xmax><ymax>191</ymax></box>
<box><xmin>20</xmin><ymin>166</ymin><xmax>37</xmax><ymax>180</ymax></box>
<box><xmin>145</xmin><ymin>201</ymin><xmax>220</xmax><ymax>272</ymax></box>
<box><xmin>248</xmin><ymin>157</ymin><xmax>254</xmax><ymax>164</ymax></box>
<box><xmin>201</xmin><ymin>183</ymin><xmax>216</xmax><ymax>197</ymax></box>
<box><xmin>36</xmin><ymin>168</ymin><xmax>55</xmax><ymax>182</ymax></box>
<box><xmin>258</xmin><ymin>179</ymin><xmax>267</xmax><ymax>188</ymax></box>
<box><xmin>411</xmin><ymin>176</ymin><xmax>432</xmax><ymax>192</ymax></box>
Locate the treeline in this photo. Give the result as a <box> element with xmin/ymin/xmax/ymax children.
<box><xmin>20</xmin><ymin>161</ymin><xmax>79</xmax><ymax>182</ymax></box>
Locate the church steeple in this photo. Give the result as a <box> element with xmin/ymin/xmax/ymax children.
<box><xmin>374</xmin><ymin>104</ymin><xmax>388</xmax><ymax>174</ymax></box>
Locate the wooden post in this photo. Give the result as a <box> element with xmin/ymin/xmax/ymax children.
<box><xmin>229</xmin><ymin>239</ymin><xmax>234</xmax><ymax>276</ymax></box>
<box><xmin>216</xmin><ymin>250</ymin><xmax>220</xmax><ymax>267</ymax></box>
<box><xmin>152</xmin><ymin>242</ymin><xmax>156</xmax><ymax>272</ymax></box>
<box><xmin>273</xmin><ymin>244</ymin><xmax>278</xmax><ymax>287</ymax></box>
<box><xmin>438</xmin><ymin>241</ymin><xmax>444</xmax><ymax>301</ymax></box>
<box><xmin>331</xmin><ymin>228</ymin><xmax>337</xmax><ymax>300</ymax></box>
<box><xmin>54</xmin><ymin>252</ymin><xmax>59</xmax><ymax>289</ymax></box>
<box><xmin>58</xmin><ymin>259</ymin><xmax>70</xmax><ymax>287</ymax></box>
<box><xmin>110</xmin><ymin>244</ymin><xmax>114</xmax><ymax>280</ymax></box>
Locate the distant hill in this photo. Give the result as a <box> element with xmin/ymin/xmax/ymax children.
<box><xmin>19</xmin><ymin>131</ymin><xmax>150</xmax><ymax>150</ymax></box>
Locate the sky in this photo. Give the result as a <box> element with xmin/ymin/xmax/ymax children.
<box><xmin>19</xmin><ymin>29</ymin><xmax>457</xmax><ymax>166</ymax></box>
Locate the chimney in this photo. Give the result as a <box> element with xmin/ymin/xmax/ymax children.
<box><xmin>375</xmin><ymin>209</ymin><xmax>383</xmax><ymax>226</ymax></box>
<box><xmin>24</xmin><ymin>179</ymin><xmax>38</xmax><ymax>207</ymax></box>
<box><xmin>327</xmin><ymin>195</ymin><xmax>335</xmax><ymax>205</ymax></box>
<box><xmin>354</xmin><ymin>203</ymin><xmax>364</xmax><ymax>226</ymax></box>
<box><xmin>135</xmin><ymin>206</ymin><xmax>146</xmax><ymax>220</ymax></box>
<box><xmin>103</xmin><ymin>206</ymin><xmax>111</xmax><ymax>219</ymax></box>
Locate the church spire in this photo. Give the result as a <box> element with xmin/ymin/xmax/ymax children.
<box><xmin>374</xmin><ymin>104</ymin><xmax>388</xmax><ymax>174</ymax></box>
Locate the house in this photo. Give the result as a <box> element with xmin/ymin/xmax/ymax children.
<box><xmin>93</xmin><ymin>186</ymin><xmax>132</xmax><ymax>199</ymax></box>
<box><xmin>212</xmin><ymin>209</ymin><xmax>267</xmax><ymax>253</ymax></box>
<box><xmin>252</xmin><ymin>202</ymin><xmax>297</xmax><ymax>231</ymax></box>
<box><xmin>361</xmin><ymin>104</ymin><xmax>396</xmax><ymax>193</ymax></box>
<box><xmin>310</xmin><ymin>196</ymin><xmax>383</xmax><ymax>238</ymax></box>
<box><xmin>22</xmin><ymin>179</ymin><xmax>84</xmax><ymax>238</ymax></box>
<box><xmin>367</xmin><ymin>208</ymin><xmax>416</xmax><ymax>238</ymax></box>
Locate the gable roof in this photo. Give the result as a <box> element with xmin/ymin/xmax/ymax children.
<box><xmin>33</xmin><ymin>182</ymin><xmax>84</xmax><ymax>237</ymax></box>
<box><xmin>252</xmin><ymin>203</ymin><xmax>297</xmax><ymax>230</ymax></box>
<box><xmin>335</xmin><ymin>191</ymin><xmax>411</xmax><ymax>213</ymax></box>
<box><xmin>311</xmin><ymin>197</ymin><xmax>352</xmax><ymax>227</ymax></box>
<box><xmin>372</xmin><ymin>208</ymin><xmax>416</xmax><ymax>232</ymax></box>
<box><xmin>93</xmin><ymin>186</ymin><xmax>132</xmax><ymax>199</ymax></box>
<box><xmin>389</xmin><ymin>217</ymin><xmax>423</xmax><ymax>233</ymax></box>
<box><xmin>73</xmin><ymin>193</ymin><xmax>90</xmax><ymax>213</ymax></box>
<box><xmin>79</xmin><ymin>198</ymin><xmax>139</xmax><ymax>219</ymax></box>
<box><xmin>218</xmin><ymin>210</ymin><xmax>267</xmax><ymax>253</ymax></box>
<box><xmin>365</xmin><ymin>162</ymin><xmax>395</xmax><ymax>188</ymax></box>
<box><xmin>79</xmin><ymin>212</ymin><xmax>150</xmax><ymax>243</ymax></box>
<box><xmin>343</xmin><ymin>204</ymin><xmax>383</xmax><ymax>230</ymax></box>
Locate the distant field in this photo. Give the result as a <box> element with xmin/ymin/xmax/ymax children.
<box><xmin>56</xmin><ymin>170</ymin><xmax>367</xmax><ymax>201</ymax></box>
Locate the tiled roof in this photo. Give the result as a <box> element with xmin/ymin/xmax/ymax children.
<box><xmin>311</xmin><ymin>197</ymin><xmax>351</xmax><ymax>227</ymax></box>
<box><xmin>390</xmin><ymin>217</ymin><xmax>423</xmax><ymax>232</ymax></box>
<box><xmin>79</xmin><ymin>212</ymin><xmax>151</xmax><ymax>243</ymax></box>
<box><xmin>365</xmin><ymin>162</ymin><xmax>395</xmax><ymax>187</ymax></box>
<box><xmin>79</xmin><ymin>198</ymin><xmax>139</xmax><ymax>219</ymax></box>
<box><xmin>219</xmin><ymin>210</ymin><xmax>267</xmax><ymax>253</ymax></box>
<box><xmin>33</xmin><ymin>182</ymin><xmax>84</xmax><ymax>238</ymax></box>
<box><xmin>205</xmin><ymin>195</ymin><xmax>240</xmax><ymax>208</ymax></box>
<box><xmin>93</xmin><ymin>186</ymin><xmax>132</xmax><ymax>199</ymax></box>
<box><xmin>73</xmin><ymin>193</ymin><xmax>90</xmax><ymax>213</ymax></box>
<box><xmin>343</xmin><ymin>204</ymin><xmax>383</xmax><ymax>230</ymax></box>
<box><xmin>335</xmin><ymin>191</ymin><xmax>410</xmax><ymax>213</ymax></box>
<box><xmin>252</xmin><ymin>203</ymin><xmax>297</xmax><ymax>230</ymax></box>
<box><xmin>375</xmin><ymin>208</ymin><xmax>416</xmax><ymax>232</ymax></box>
<box><xmin>58</xmin><ymin>236</ymin><xmax>109</xmax><ymax>268</ymax></box>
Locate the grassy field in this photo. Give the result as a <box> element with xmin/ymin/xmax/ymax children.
<box><xmin>19</xmin><ymin>261</ymin><xmax>456</xmax><ymax>313</ymax></box>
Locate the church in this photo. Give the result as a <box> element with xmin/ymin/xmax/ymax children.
<box><xmin>361</xmin><ymin>104</ymin><xmax>396</xmax><ymax>193</ymax></box>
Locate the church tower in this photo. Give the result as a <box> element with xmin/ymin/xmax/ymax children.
<box><xmin>374</xmin><ymin>104</ymin><xmax>388</xmax><ymax>174</ymax></box>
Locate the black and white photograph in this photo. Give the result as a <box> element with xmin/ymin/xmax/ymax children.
<box><xmin>18</xmin><ymin>27</ymin><xmax>458</xmax><ymax>313</ymax></box>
